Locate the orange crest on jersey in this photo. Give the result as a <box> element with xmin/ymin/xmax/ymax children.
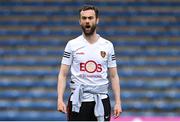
<box><xmin>100</xmin><ymin>51</ymin><xmax>106</xmax><ymax>58</ymax></box>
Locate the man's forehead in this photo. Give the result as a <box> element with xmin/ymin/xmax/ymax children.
<box><xmin>80</xmin><ymin>9</ymin><xmax>96</xmax><ymax>16</ymax></box>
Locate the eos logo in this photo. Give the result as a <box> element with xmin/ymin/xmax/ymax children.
<box><xmin>80</xmin><ymin>60</ymin><xmax>102</xmax><ymax>73</ymax></box>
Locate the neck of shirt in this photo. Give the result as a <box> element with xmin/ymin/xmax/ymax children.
<box><xmin>83</xmin><ymin>33</ymin><xmax>100</xmax><ymax>45</ymax></box>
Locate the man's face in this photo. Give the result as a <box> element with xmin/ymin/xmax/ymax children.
<box><xmin>79</xmin><ymin>9</ymin><xmax>99</xmax><ymax>36</ymax></box>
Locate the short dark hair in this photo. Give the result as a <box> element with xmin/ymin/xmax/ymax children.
<box><xmin>79</xmin><ymin>5</ymin><xmax>99</xmax><ymax>18</ymax></box>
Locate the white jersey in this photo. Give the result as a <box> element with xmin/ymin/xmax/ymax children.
<box><xmin>61</xmin><ymin>34</ymin><xmax>117</xmax><ymax>86</ymax></box>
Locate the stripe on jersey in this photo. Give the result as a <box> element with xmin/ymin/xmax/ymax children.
<box><xmin>112</xmin><ymin>54</ymin><xmax>116</xmax><ymax>61</ymax></box>
<box><xmin>63</xmin><ymin>51</ymin><xmax>71</xmax><ymax>58</ymax></box>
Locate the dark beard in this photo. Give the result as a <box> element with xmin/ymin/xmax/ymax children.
<box><xmin>81</xmin><ymin>24</ymin><xmax>96</xmax><ymax>36</ymax></box>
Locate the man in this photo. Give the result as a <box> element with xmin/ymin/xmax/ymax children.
<box><xmin>57</xmin><ymin>5</ymin><xmax>122</xmax><ymax>121</ymax></box>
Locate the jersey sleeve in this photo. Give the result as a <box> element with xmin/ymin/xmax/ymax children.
<box><xmin>108</xmin><ymin>43</ymin><xmax>117</xmax><ymax>68</ymax></box>
<box><xmin>61</xmin><ymin>41</ymin><xmax>73</xmax><ymax>65</ymax></box>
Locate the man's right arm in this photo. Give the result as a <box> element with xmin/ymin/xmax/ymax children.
<box><xmin>57</xmin><ymin>64</ymin><xmax>70</xmax><ymax>113</ymax></box>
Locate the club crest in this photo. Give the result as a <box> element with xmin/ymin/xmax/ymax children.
<box><xmin>100</xmin><ymin>51</ymin><xmax>106</xmax><ymax>58</ymax></box>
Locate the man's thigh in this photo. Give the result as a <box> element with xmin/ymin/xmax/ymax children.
<box><xmin>67</xmin><ymin>97</ymin><xmax>111</xmax><ymax>121</ymax></box>
<box><xmin>67</xmin><ymin>101</ymin><xmax>96</xmax><ymax>121</ymax></box>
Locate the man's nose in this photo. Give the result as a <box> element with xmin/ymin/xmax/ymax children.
<box><xmin>85</xmin><ymin>18</ymin><xmax>90</xmax><ymax>23</ymax></box>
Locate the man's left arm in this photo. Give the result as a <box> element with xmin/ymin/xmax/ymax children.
<box><xmin>109</xmin><ymin>67</ymin><xmax>122</xmax><ymax>117</ymax></box>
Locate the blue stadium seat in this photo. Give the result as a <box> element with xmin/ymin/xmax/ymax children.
<box><xmin>166</xmin><ymin>92</ymin><xmax>180</xmax><ymax>99</ymax></box>
<box><xmin>101</xmin><ymin>21</ymin><xmax>180</xmax><ymax>27</ymax></box>
<box><xmin>0</xmin><ymin>101</ymin><xmax>10</xmax><ymax>109</ymax></box>
<box><xmin>116</xmin><ymin>50</ymin><xmax>180</xmax><ymax>57</ymax></box>
<box><xmin>145</xmin><ymin>92</ymin><xmax>167</xmax><ymax>99</ymax></box>
<box><xmin>113</xmin><ymin>40</ymin><xmax>180</xmax><ymax>47</ymax></box>
<box><xmin>120</xmin><ymin>91</ymin><xmax>145</xmax><ymax>99</ymax></box>
<box><xmin>172</xmin><ymin>82</ymin><xmax>180</xmax><ymax>88</ymax></box>
<box><xmin>0</xmin><ymin>90</ymin><xmax>70</xmax><ymax>99</ymax></box>
<box><xmin>0</xmin><ymin>39</ymin><xmax>67</xmax><ymax>46</ymax></box>
<box><xmin>0</xmin><ymin>59</ymin><xmax>58</xmax><ymax>66</ymax></box>
<box><xmin>119</xmin><ymin>70</ymin><xmax>180</xmax><ymax>78</ymax></box>
<box><xmin>14</xmin><ymin>101</ymin><xmax>56</xmax><ymax>109</ymax></box>
<box><xmin>0</xmin><ymin>30</ymin><xmax>80</xmax><ymax>36</ymax></box>
<box><xmin>121</xmin><ymin>80</ymin><xmax>173</xmax><ymax>89</ymax></box>
<box><xmin>117</xmin><ymin>60</ymin><xmax>180</xmax><ymax>67</ymax></box>
<box><xmin>122</xmin><ymin>102</ymin><xmax>156</xmax><ymax>111</ymax></box>
<box><xmin>121</xmin><ymin>81</ymin><xmax>145</xmax><ymax>89</ymax></box>
<box><xmin>0</xmin><ymin>111</ymin><xmax>66</xmax><ymax>121</ymax></box>
<box><xmin>0</xmin><ymin>80</ymin><xmax>56</xmax><ymax>88</ymax></box>
<box><xmin>123</xmin><ymin>101</ymin><xmax>179</xmax><ymax>111</ymax></box>
<box><xmin>1</xmin><ymin>1</ymin><xmax>180</xmax><ymax>7</ymax></box>
<box><xmin>0</xmin><ymin>21</ymin><xmax>78</xmax><ymax>26</ymax></box>
<box><xmin>0</xmin><ymin>70</ymin><xmax>57</xmax><ymax>76</ymax></box>
<box><xmin>154</xmin><ymin>102</ymin><xmax>179</xmax><ymax>111</ymax></box>
<box><xmin>120</xmin><ymin>91</ymin><xmax>172</xmax><ymax>100</ymax></box>
<box><xmin>0</xmin><ymin>49</ymin><xmax>63</xmax><ymax>56</ymax></box>
<box><xmin>0</xmin><ymin>21</ymin><xmax>180</xmax><ymax>27</ymax></box>
<box><xmin>0</xmin><ymin>11</ymin><xmax>180</xmax><ymax>17</ymax></box>
<box><xmin>0</xmin><ymin>30</ymin><xmax>179</xmax><ymax>36</ymax></box>
<box><xmin>0</xmin><ymin>101</ymin><xmax>55</xmax><ymax>110</ymax></box>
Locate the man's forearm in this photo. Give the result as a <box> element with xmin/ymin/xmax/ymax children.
<box><xmin>111</xmin><ymin>76</ymin><xmax>121</xmax><ymax>104</ymax></box>
<box><xmin>57</xmin><ymin>64</ymin><xmax>69</xmax><ymax>101</ymax></box>
<box><xmin>57</xmin><ymin>74</ymin><xmax>67</xmax><ymax>101</ymax></box>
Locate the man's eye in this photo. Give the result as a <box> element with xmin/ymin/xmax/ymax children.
<box><xmin>88</xmin><ymin>17</ymin><xmax>93</xmax><ymax>19</ymax></box>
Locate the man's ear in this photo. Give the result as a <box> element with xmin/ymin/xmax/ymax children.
<box><xmin>79</xmin><ymin>19</ymin><xmax>81</xmax><ymax>25</ymax></box>
<box><xmin>96</xmin><ymin>18</ymin><xmax>99</xmax><ymax>24</ymax></box>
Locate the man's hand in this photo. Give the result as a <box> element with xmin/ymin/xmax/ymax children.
<box><xmin>57</xmin><ymin>100</ymin><xmax>67</xmax><ymax>113</ymax></box>
<box><xmin>113</xmin><ymin>103</ymin><xmax>122</xmax><ymax>118</ymax></box>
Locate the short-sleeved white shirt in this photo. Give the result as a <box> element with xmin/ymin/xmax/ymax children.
<box><xmin>61</xmin><ymin>34</ymin><xmax>117</xmax><ymax>86</ymax></box>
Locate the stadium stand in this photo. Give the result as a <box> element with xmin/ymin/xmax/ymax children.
<box><xmin>0</xmin><ymin>0</ymin><xmax>180</xmax><ymax>120</ymax></box>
